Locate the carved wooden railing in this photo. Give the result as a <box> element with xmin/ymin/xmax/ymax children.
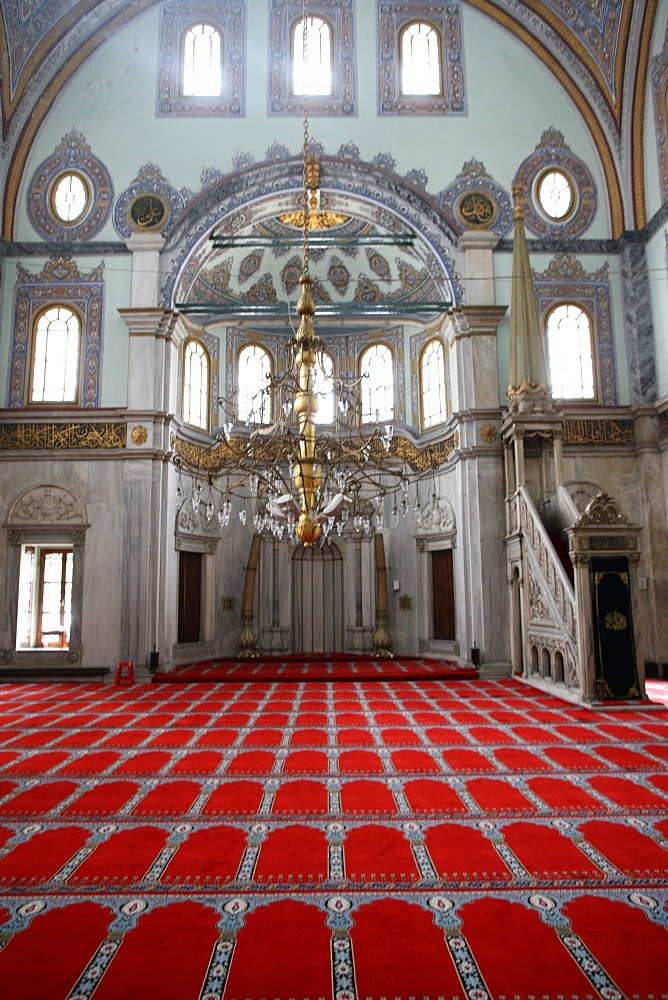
<box><xmin>512</xmin><ymin>485</ymin><xmax>579</xmax><ymax>691</ymax></box>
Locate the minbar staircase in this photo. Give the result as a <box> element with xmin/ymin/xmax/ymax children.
<box><xmin>506</xmin><ymin>485</ymin><xmax>580</xmax><ymax>696</ymax></box>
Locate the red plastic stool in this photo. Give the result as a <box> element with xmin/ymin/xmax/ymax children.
<box><xmin>115</xmin><ymin>661</ymin><xmax>134</xmax><ymax>686</ymax></box>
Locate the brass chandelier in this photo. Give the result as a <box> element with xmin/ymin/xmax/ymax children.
<box><xmin>173</xmin><ymin>2</ymin><xmax>450</xmax><ymax>546</ymax></box>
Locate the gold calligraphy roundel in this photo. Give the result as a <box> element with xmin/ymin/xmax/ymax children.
<box><xmin>128</xmin><ymin>194</ymin><xmax>168</xmax><ymax>231</ymax></box>
<box><xmin>455</xmin><ymin>190</ymin><xmax>498</xmax><ymax>230</ymax></box>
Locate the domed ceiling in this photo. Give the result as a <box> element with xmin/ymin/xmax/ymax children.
<box><xmin>0</xmin><ymin>0</ymin><xmax>658</xmax><ymax>238</ymax></box>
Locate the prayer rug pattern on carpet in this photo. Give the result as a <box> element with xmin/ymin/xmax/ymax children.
<box><xmin>0</xmin><ymin>678</ymin><xmax>666</xmax><ymax>999</ymax></box>
<box><xmin>153</xmin><ymin>656</ymin><xmax>477</xmax><ymax>683</ymax></box>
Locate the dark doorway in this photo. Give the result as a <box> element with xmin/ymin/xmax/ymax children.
<box><xmin>432</xmin><ymin>548</ymin><xmax>455</xmax><ymax>640</ymax></box>
<box><xmin>178</xmin><ymin>551</ymin><xmax>202</xmax><ymax>643</ymax></box>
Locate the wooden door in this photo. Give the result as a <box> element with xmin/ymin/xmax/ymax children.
<box><xmin>431</xmin><ymin>548</ymin><xmax>455</xmax><ymax>640</ymax></box>
<box><xmin>178</xmin><ymin>551</ymin><xmax>202</xmax><ymax>644</ymax></box>
<box><xmin>292</xmin><ymin>543</ymin><xmax>344</xmax><ymax>653</ymax></box>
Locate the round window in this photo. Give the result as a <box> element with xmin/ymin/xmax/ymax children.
<box><xmin>536</xmin><ymin>169</ymin><xmax>574</xmax><ymax>221</ymax></box>
<box><xmin>49</xmin><ymin>172</ymin><xmax>91</xmax><ymax>224</ymax></box>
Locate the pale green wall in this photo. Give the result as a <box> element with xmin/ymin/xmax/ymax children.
<box><xmin>17</xmin><ymin>1</ymin><xmax>609</xmax><ymax>240</ymax></box>
<box><xmin>494</xmin><ymin>251</ymin><xmax>631</xmax><ymax>405</ymax></box>
<box><xmin>0</xmin><ymin>256</ymin><xmax>132</xmax><ymax>408</ymax></box>
<box><xmin>6</xmin><ymin>0</ymin><xmax>638</xmax><ymax>412</ymax></box>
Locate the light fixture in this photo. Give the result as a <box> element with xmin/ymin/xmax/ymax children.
<box><xmin>172</xmin><ymin>1</ymin><xmax>454</xmax><ymax>546</ymax></box>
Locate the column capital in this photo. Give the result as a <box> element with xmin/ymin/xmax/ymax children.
<box><xmin>459</xmin><ymin>230</ymin><xmax>500</xmax><ymax>252</ymax></box>
<box><xmin>124</xmin><ymin>232</ymin><xmax>166</xmax><ymax>254</ymax></box>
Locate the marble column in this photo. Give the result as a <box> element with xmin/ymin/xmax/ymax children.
<box><xmin>619</xmin><ymin>232</ymin><xmax>656</xmax><ymax>404</ymax></box>
<box><xmin>69</xmin><ymin>528</ymin><xmax>86</xmax><ymax>660</ymax></box>
<box><xmin>1</xmin><ymin>531</ymin><xmax>21</xmax><ymax>662</ymax></box>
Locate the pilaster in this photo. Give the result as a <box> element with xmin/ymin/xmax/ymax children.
<box><xmin>118</xmin><ymin>307</ymin><xmax>184</xmax><ymax>415</ymax></box>
<box><xmin>459</xmin><ymin>230</ymin><xmax>499</xmax><ymax>306</ymax></box>
<box><xmin>442</xmin><ymin>305</ymin><xmax>507</xmax><ymax>413</ymax></box>
<box><xmin>124</xmin><ymin>232</ymin><xmax>166</xmax><ymax>308</ymax></box>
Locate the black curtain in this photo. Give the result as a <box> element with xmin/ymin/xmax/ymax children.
<box><xmin>592</xmin><ymin>557</ymin><xmax>639</xmax><ymax>699</ymax></box>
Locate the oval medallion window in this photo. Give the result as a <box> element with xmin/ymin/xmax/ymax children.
<box><xmin>536</xmin><ymin>168</ymin><xmax>574</xmax><ymax>221</ymax></box>
<box><xmin>50</xmin><ymin>172</ymin><xmax>91</xmax><ymax>225</ymax></box>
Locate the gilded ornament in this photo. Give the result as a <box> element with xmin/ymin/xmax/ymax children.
<box><xmin>480</xmin><ymin>423</ymin><xmax>497</xmax><ymax>443</ymax></box>
<box><xmin>577</xmin><ymin>492</ymin><xmax>628</xmax><ymax>526</ymax></box>
<box><xmin>0</xmin><ymin>422</ymin><xmax>125</xmax><ymax>451</ymax></box>
<box><xmin>604</xmin><ymin>611</ymin><xmax>628</xmax><ymax>631</ymax></box>
<box><xmin>399</xmin><ymin>595</ymin><xmax>413</xmax><ymax>611</ymax></box>
<box><xmin>564</xmin><ymin>419</ymin><xmax>633</xmax><ymax>446</ymax></box>
<box><xmin>131</xmin><ymin>425</ymin><xmax>148</xmax><ymax>445</ymax></box>
<box><xmin>128</xmin><ymin>194</ymin><xmax>168</xmax><ymax>231</ymax></box>
<box><xmin>456</xmin><ymin>190</ymin><xmax>497</xmax><ymax>229</ymax></box>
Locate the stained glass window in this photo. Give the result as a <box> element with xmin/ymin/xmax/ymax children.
<box><xmin>238</xmin><ymin>344</ymin><xmax>273</xmax><ymax>425</ymax></box>
<box><xmin>420</xmin><ymin>338</ymin><xmax>447</xmax><ymax>428</ymax></box>
<box><xmin>183</xmin><ymin>23</ymin><xmax>222</xmax><ymax>97</ymax></box>
<box><xmin>50</xmin><ymin>173</ymin><xmax>89</xmax><ymax>223</ymax></box>
<box><xmin>401</xmin><ymin>22</ymin><xmax>441</xmax><ymax>96</ymax></box>
<box><xmin>546</xmin><ymin>303</ymin><xmax>595</xmax><ymax>399</ymax></box>
<box><xmin>314</xmin><ymin>352</ymin><xmax>335</xmax><ymax>424</ymax></box>
<box><xmin>360</xmin><ymin>344</ymin><xmax>394</xmax><ymax>424</ymax></box>
<box><xmin>183</xmin><ymin>339</ymin><xmax>210</xmax><ymax>429</ymax></box>
<box><xmin>30</xmin><ymin>306</ymin><xmax>81</xmax><ymax>404</ymax></box>
<box><xmin>293</xmin><ymin>16</ymin><xmax>332</xmax><ymax>96</ymax></box>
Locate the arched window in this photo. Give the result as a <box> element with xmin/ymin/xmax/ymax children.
<box><xmin>546</xmin><ymin>303</ymin><xmax>596</xmax><ymax>400</ymax></box>
<box><xmin>30</xmin><ymin>305</ymin><xmax>81</xmax><ymax>404</ymax></box>
<box><xmin>420</xmin><ymin>338</ymin><xmax>447</xmax><ymax>428</ymax></box>
<box><xmin>293</xmin><ymin>16</ymin><xmax>332</xmax><ymax>96</ymax></box>
<box><xmin>182</xmin><ymin>23</ymin><xmax>222</xmax><ymax>97</ymax></box>
<box><xmin>314</xmin><ymin>351</ymin><xmax>335</xmax><ymax>424</ymax></box>
<box><xmin>400</xmin><ymin>22</ymin><xmax>441</xmax><ymax>96</ymax></box>
<box><xmin>238</xmin><ymin>344</ymin><xmax>273</xmax><ymax>425</ymax></box>
<box><xmin>359</xmin><ymin>344</ymin><xmax>394</xmax><ymax>424</ymax></box>
<box><xmin>183</xmin><ymin>339</ymin><xmax>210</xmax><ymax>430</ymax></box>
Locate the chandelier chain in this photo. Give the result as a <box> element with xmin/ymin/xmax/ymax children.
<box><xmin>302</xmin><ymin>0</ymin><xmax>310</xmax><ymax>276</ymax></box>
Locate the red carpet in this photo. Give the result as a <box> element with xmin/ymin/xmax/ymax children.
<box><xmin>0</xmin><ymin>676</ymin><xmax>666</xmax><ymax>998</ymax></box>
<box><xmin>154</xmin><ymin>654</ymin><xmax>477</xmax><ymax>682</ymax></box>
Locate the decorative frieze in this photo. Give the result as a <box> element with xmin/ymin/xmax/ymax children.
<box><xmin>0</xmin><ymin>422</ymin><xmax>125</xmax><ymax>451</ymax></box>
<box><xmin>562</xmin><ymin>419</ymin><xmax>633</xmax><ymax>446</ymax></box>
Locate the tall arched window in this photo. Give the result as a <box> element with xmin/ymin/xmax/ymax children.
<box><xmin>420</xmin><ymin>337</ymin><xmax>447</xmax><ymax>428</ymax></box>
<box><xmin>400</xmin><ymin>22</ymin><xmax>441</xmax><ymax>96</ymax></box>
<box><xmin>293</xmin><ymin>16</ymin><xmax>332</xmax><ymax>96</ymax></box>
<box><xmin>546</xmin><ymin>303</ymin><xmax>596</xmax><ymax>399</ymax></box>
<box><xmin>238</xmin><ymin>344</ymin><xmax>273</xmax><ymax>425</ymax></box>
<box><xmin>183</xmin><ymin>339</ymin><xmax>210</xmax><ymax>430</ymax></box>
<box><xmin>314</xmin><ymin>351</ymin><xmax>335</xmax><ymax>424</ymax></box>
<box><xmin>30</xmin><ymin>305</ymin><xmax>81</xmax><ymax>404</ymax></box>
<box><xmin>359</xmin><ymin>344</ymin><xmax>394</xmax><ymax>424</ymax></box>
<box><xmin>182</xmin><ymin>23</ymin><xmax>222</xmax><ymax>97</ymax></box>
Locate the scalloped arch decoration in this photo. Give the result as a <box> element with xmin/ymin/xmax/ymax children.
<box><xmin>8</xmin><ymin>485</ymin><xmax>87</xmax><ymax>527</ymax></box>
<box><xmin>161</xmin><ymin>153</ymin><xmax>463</xmax><ymax>309</ymax></box>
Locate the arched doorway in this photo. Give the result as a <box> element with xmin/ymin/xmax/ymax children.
<box><xmin>292</xmin><ymin>543</ymin><xmax>344</xmax><ymax>653</ymax></box>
